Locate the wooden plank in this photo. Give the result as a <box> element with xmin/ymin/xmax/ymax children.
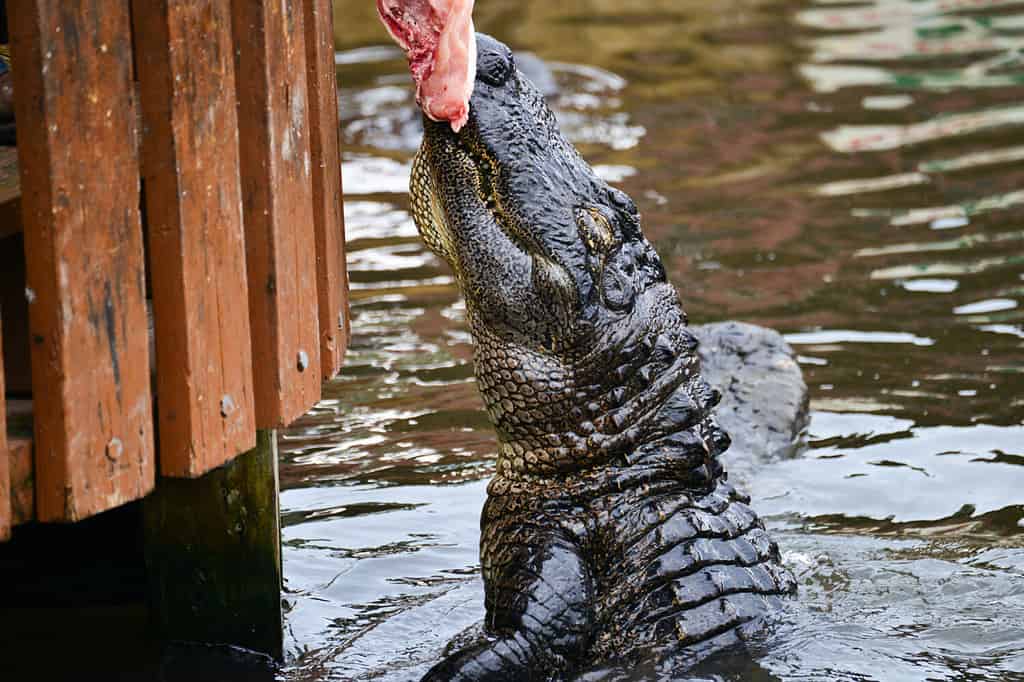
<box><xmin>231</xmin><ymin>0</ymin><xmax>322</xmax><ymax>427</ymax></box>
<box><xmin>132</xmin><ymin>0</ymin><xmax>257</xmax><ymax>477</ymax></box>
<box><xmin>303</xmin><ymin>0</ymin><xmax>350</xmax><ymax>380</ymax></box>
<box><xmin>144</xmin><ymin>429</ymin><xmax>283</xmax><ymax>658</ymax></box>
<box><xmin>9</xmin><ymin>0</ymin><xmax>155</xmax><ymax>521</ymax></box>
<box><xmin>1</xmin><ymin>308</ymin><xmax>9</xmax><ymax>541</ymax></box>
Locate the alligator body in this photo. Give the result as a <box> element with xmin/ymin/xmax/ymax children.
<box><xmin>411</xmin><ymin>34</ymin><xmax>804</xmax><ymax>681</ymax></box>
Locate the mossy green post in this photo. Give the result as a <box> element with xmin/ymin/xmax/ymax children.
<box><xmin>143</xmin><ymin>429</ymin><xmax>283</xmax><ymax>659</ymax></box>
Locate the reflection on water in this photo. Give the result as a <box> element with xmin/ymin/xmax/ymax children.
<box><xmin>280</xmin><ymin>0</ymin><xmax>1024</xmax><ymax>679</ymax></box>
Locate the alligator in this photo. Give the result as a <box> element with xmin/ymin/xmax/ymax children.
<box><xmin>410</xmin><ymin>33</ymin><xmax>806</xmax><ymax>681</ymax></box>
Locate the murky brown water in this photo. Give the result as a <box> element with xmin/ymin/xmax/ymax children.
<box><xmin>279</xmin><ymin>1</ymin><xmax>1024</xmax><ymax>679</ymax></box>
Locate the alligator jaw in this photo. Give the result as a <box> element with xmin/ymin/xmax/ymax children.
<box><xmin>409</xmin><ymin>33</ymin><xmax>730</xmax><ymax>480</ymax></box>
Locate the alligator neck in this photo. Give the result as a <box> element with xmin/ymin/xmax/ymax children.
<box><xmin>492</xmin><ymin>335</ymin><xmax>727</xmax><ymax>487</ymax></box>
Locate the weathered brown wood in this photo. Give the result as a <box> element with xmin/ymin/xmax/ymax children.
<box><xmin>1</xmin><ymin>309</ymin><xmax>10</xmax><ymax>540</ymax></box>
<box><xmin>232</xmin><ymin>0</ymin><xmax>322</xmax><ymax>427</ymax></box>
<box><xmin>9</xmin><ymin>0</ymin><xmax>155</xmax><ymax>521</ymax></box>
<box><xmin>303</xmin><ymin>0</ymin><xmax>350</xmax><ymax>380</ymax></box>
<box><xmin>132</xmin><ymin>0</ymin><xmax>257</xmax><ymax>477</ymax></box>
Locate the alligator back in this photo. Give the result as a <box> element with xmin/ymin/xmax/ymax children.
<box><xmin>474</xmin><ymin>462</ymin><xmax>795</xmax><ymax>680</ymax></box>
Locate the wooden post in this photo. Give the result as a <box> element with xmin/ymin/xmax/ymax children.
<box><xmin>303</xmin><ymin>0</ymin><xmax>350</xmax><ymax>381</ymax></box>
<box><xmin>231</xmin><ymin>0</ymin><xmax>322</xmax><ymax>427</ymax></box>
<box><xmin>9</xmin><ymin>0</ymin><xmax>155</xmax><ymax>521</ymax></box>
<box><xmin>132</xmin><ymin>0</ymin><xmax>257</xmax><ymax>477</ymax></box>
<box><xmin>143</xmin><ymin>429</ymin><xmax>283</xmax><ymax>658</ymax></box>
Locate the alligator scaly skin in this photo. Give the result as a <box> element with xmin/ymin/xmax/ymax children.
<box><xmin>410</xmin><ymin>34</ymin><xmax>801</xmax><ymax>681</ymax></box>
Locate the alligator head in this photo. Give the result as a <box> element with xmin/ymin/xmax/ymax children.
<box><xmin>411</xmin><ymin>34</ymin><xmax>728</xmax><ymax>482</ymax></box>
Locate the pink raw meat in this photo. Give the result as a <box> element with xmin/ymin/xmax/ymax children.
<box><xmin>377</xmin><ymin>0</ymin><xmax>477</xmax><ymax>132</ymax></box>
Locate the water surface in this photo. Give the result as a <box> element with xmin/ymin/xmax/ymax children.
<box><xmin>280</xmin><ymin>1</ymin><xmax>1024</xmax><ymax>679</ymax></box>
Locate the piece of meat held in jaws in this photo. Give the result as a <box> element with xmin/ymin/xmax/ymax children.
<box><xmin>377</xmin><ymin>0</ymin><xmax>477</xmax><ymax>131</ymax></box>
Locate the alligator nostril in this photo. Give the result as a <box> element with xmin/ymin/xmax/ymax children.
<box><xmin>477</xmin><ymin>35</ymin><xmax>514</xmax><ymax>86</ymax></box>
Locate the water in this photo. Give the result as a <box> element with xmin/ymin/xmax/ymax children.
<box><xmin>279</xmin><ymin>1</ymin><xmax>1024</xmax><ymax>679</ymax></box>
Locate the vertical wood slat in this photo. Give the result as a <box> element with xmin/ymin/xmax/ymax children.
<box><xmin>10</xmin><ymin>0</ymin><xmax>155</xmax><ymax>521</ymax></box>
<box><xmin>132</xmin><ymin>0</ymin><xmax>257</xmax><ymax>477</ymax></box>
<box><xmin>303</xmin><ymin>0</ymin><xmax>350</xmax><ymax>381</ymax></box>
<box><xmin>232</xmin><ymin>0</ymin><xmax>322</xmax><ymax>427</ymax></box>
<box><xmin>0</xmin><ymin>310</ymin><xmax>10</xmax><ymax>540</ymax></box>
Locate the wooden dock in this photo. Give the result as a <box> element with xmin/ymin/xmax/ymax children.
<box><xmin>0</xmin><ymin>0</ymin><xmax>349</xmax><ymax>659</ymax></box>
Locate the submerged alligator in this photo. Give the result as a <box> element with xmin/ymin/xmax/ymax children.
<box><xmin>410</xmin><ymin>34</ymin><xmax>807</xmax><ymax>681</ymax></box>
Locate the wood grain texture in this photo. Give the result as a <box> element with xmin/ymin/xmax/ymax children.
<box><xmin>133</xmin><ymin>0</ymin><xmax>257</xmax><ymax>477</ymax></box>
<box><xmin>303</xmin><ymin>0</ymin><xmax>350</xmax><ymax>381</ymax></box>
<box><xmin>0</xmin><ymin>309</ymin><xmax>10</xmax><ymax>540</ymax></box>
<box><xmin>232</xmin><ymin>0</ymin><xmax>322</xmax><ymax>427</ymax></box>
<box><xmin>9</xmin><ymin>0</ymin><xmax>155</xmax><ymax>521</ymax></box>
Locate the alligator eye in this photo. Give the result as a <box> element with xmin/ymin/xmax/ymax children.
<box><xmin>575</xmin><ymin>207</ymin><xmax>616</xmax><ymax>253</ymax></box>
<box><xmin>477</xmin><ymin>36</ymin><xmax>514</xmax><ymax>86</ymax></box>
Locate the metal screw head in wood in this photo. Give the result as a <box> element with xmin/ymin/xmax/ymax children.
<box><xmin>220</xmin><ymin>394</ymin><xmax>236</xmax><ymax>418</ymax></box>
<box><xmin>105</xmin><ymin>437</ymin><xmax>124</xmax><ymax>462</ymax></box>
